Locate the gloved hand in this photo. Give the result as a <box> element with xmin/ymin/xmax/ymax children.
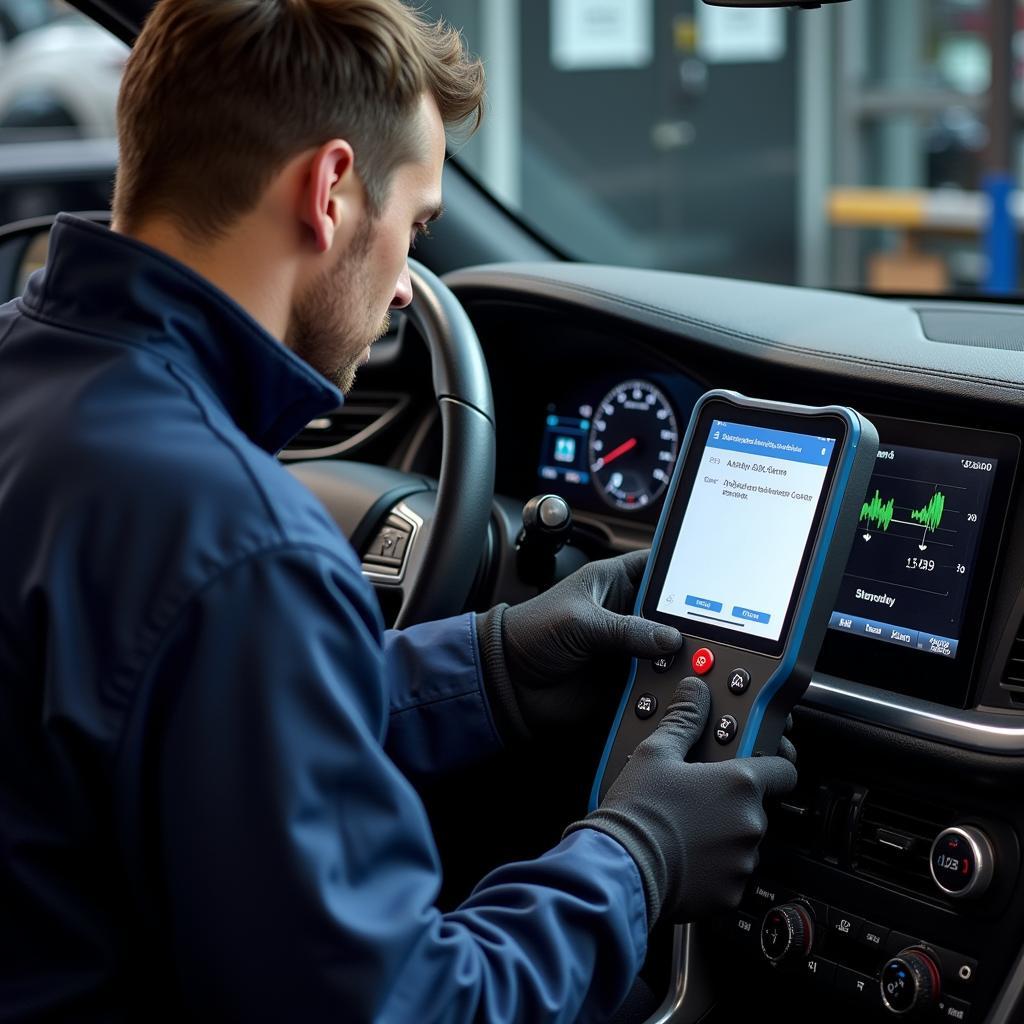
<box><xmin>564</xmin><ymin>677</ymin><xmax>797</xmax><ymax>928</ymax></box>
<box><xmin>476</xmin><ymin>550</ymin><xmax>682</xmax><ymax>745</ymax></box>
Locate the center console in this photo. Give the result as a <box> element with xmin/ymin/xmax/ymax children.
<box><xmin>647</xmin><ymin>416</ymin><xmax>1023</xmax><ymax>1023</ymax></box>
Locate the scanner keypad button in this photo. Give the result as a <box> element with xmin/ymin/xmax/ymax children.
<box><xmin>692</xmin><ymin>647</ymin><xmax>715</xmax><ymax>675</ymax></box>
<box><xmin>727</xmin><ymin>668</ymin><xmax>751</xmax><ymax>694</ymax></box>
<box><xmin>714</xmin><ymin>714</ymin><xmax>738</xmax><ymax>745</ymax></box>
<box><xmin>635</xmin><ymin>693</ymin><xmax>658</xmax><ymax>720</ymax></box>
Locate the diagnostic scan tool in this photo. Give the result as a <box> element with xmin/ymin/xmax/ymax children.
<box><xmin>593</xmin><ymin>391</ymin><xmax>878</xmax><ymax>802</ymax></box>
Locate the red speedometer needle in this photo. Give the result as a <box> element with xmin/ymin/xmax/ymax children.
<box><xmin>595</xmin><ymin>437</ymin><xmax>638</xmax><ymax>470</ymax></box>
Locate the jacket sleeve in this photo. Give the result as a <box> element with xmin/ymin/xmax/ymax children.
<box><xmin>381</xmin><ymin>615</ymin><xmax>504</xmax><ymax>779</ymax></box>
<box><xmin>128</xmin><ymin>545</ymin><xmax>647</xmax><ymax>1023</ymax></box>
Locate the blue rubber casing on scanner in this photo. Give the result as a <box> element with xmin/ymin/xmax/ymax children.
<box><xmin>590</xmin><ymin>390</ymin><xmax>878</xmax><ymax>809</ymax></box>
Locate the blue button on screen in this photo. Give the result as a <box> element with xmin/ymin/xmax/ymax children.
<box><xmin>685</xmin><ymin>595</ymin><xmax>723</xmax><ymax>613</ymax></box>
<box><xmin>732</xmin><ymin>606</ymin><xmax>770</xmax><ymax>625</ymax></box>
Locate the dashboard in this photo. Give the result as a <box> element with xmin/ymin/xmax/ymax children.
<box><xmin>319</xmin><ymin>259</ymin><xmax>1024</xmax><ymax>1023</ymax></box>
<box><xmin>531</xmin><ymin>373</ymin><xmax>1019</xmax><ymax>711</ymax></box>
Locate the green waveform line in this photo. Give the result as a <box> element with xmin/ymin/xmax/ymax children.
<box><xmin>860</xmin><ymin>489</ymin><xmax>895</xmax><ymax>531</ymax></box>
<box><xmin>911</xmin><ymin>491</ymin><xmax>946</xmax><ymax>532</ymax></box>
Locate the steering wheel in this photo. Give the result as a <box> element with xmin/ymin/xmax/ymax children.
<box><xmin>0</xmin><ymin>215</ymin><xmax>496</xmax><ymax>629</ymax></box>
<box><xmin>287</xmin><ymin>258</ymin><xmax>496</xmax><ymax>628</ymax></box>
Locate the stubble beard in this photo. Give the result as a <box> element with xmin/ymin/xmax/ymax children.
<box><xmin>286</xmin><ymin>222</ymin><xmax>391</xmax><ymax>394</ymax></box>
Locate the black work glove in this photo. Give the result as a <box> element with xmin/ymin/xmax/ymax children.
<box><xmin>476</xmin><ymin>550</ymin><xmax>682</xmax><ymax>746</ymax></box>
<box><xmin>565</xmin><ymin>677</ymin><xmax>798</xmax><ymax>928</ymax></box>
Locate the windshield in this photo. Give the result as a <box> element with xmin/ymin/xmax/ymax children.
<box><xmin>425</xmin><ymin>0</ymin><xmax>1022</xmax><ymax>298</ymax></box>
<box><xmin>0</xmin><ymin>1</ymin><xmax>1020</xmax><ymax>297</ymax></box>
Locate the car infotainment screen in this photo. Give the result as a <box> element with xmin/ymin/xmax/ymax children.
<box><xmin>828</xmin><ymin>442</ymin><xmax>998</xmax><ymax>659</ymax></box>
<box><xmin>816</xmin><ymin>417</ymin><xmax>1019</xmax><ymax>708</ymax></box>
<box><xmin>655</xmin><ymin>419</ymin><xmax>838</xmax><ymax>645</ymax></box>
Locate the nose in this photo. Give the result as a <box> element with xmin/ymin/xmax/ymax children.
<box><xmin>391</xmin><ymin>262</ymin><xmax>413</xmax><ymax>309</ymax></box>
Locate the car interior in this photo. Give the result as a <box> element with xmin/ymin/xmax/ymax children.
<box><xmin>5</xmin><ymin>0</ymin><xmax>1024</xmax><ymax>1021</ymax></box>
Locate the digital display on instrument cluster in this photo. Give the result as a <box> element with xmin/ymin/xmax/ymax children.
<box><xmin>538</xmin><ymin>378</ymin><xmax>696</xmax><ymax>517</ymax></box>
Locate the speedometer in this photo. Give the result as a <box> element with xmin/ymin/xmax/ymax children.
<box><xmin>588</xmin><ymin>381</ymin><xmax>679</xmax><ymax>512</ymax></box>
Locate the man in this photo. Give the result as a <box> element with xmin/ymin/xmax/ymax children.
<box><xmin>0</xmin><ymin>1</ymin><xmax>796</xmax><ymax>1021</ymax></box>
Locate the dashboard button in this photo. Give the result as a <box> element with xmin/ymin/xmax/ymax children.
<box><xmin>860</xmin><ymin>921</ymin><xmax>890</xmax><ymax>952</ymax></box>
<box><xmin>727</xmin><ymin>668</ymin><xmax>751</xmax><ymax>694</ymax></box>
<box><xmin>930</xmin><ymin>826</ymin><xmax>995</xmax><ymax>899</ymax></box>
<box><xmin>804</xmin><ymin>955</ymin><xmax>836</xmax><ymax>991</ymax></box>
<box><xmin>881</xmin><ymin>948</ymin><xmax>941</xmax><ymax>1016</ymax></box>
<box><xmin>937</xmin><ymin>995</ymin><xmax>971</xmax><ymax>1021</ymax></box>
<box><xmin>828</xmin><ymin>908</ymin><xmax>863</xmax><ymax>942</ymax></box>
<box><xmin>635</xmin><ymin>693</ymin><xmax>658</xmax><ymax>720</ymax></box>
<box><xmin>835</xmin><ymin>966</ymin><xmax>882</xmax><ymax>1009</ymax></box>
<box><xmin>927</xmin><ymin>944</ymin><xmax>978</xmax><ymax>990</ymax></box>
<box><xmin>713</xmin><ymin>714</ymin><xmax>737</xmax><ymax>745</ymax></box>
<box><xmin>745</xmin><ymin>880</ymin><xmax>794</xmax><ymax>910</ymax></box>
<box><xmin>651</xmin><ymin>653</ymin><xmax>675</xmax><ymax>674</ymax></box>
<box><xmin>885</xmin><ymin>931</ymin><xmax>922</xmax><ymax>956</ymax></box>
<box><xmin>725</xmin><ymin>910</ymin><xmax>757</xmax><ymax>948</ymax></box>
<box><xmin>760</xmin><ymin>904</ymin><xmax>813</xmax><ymax>964</ymax></box>
<box><xmin>692</xmin><ymin>647</ymin><xmax>715</xmax><ymax>674</ymax></box>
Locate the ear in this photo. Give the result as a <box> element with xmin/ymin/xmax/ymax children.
<box><xmin>299</xmin><ymin>139</ymin><xmax>359</xmax><ymax>254</ymax></box>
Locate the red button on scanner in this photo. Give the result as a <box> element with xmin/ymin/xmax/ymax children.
<box><xmin>692</xmin><ymin>647</ymin><xmax>715</xmax><ymax>675</ymax></box>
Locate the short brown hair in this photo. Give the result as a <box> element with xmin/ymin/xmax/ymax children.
<box><xmin>113</xmin><ymin>0</ymin><xmax>484</xmax><ymax>238</ymax></box>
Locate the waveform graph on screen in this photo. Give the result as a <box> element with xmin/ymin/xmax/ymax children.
<box><xmin>833</xmin><ymin>440</ymin><xmax>1001</xmax><ymax>651</ymax></box>
<box><xmin>910</xmin><ymin>491</ymin><xmax>946</xmax><ymax>533</ymax></box>
<box><xmin>860</xmin><ymin>489</ymin><xmax>895</xmax><ymax>531</ymax></box>
<box><xmin>859</xmin><ymin>484</ymin><xmax>950</xmax><ymax>549</ymax></box>
<box><xmin>853</xmin><ymin>472</ymin><xmax>967</xmax><ymax>600</ymax></box>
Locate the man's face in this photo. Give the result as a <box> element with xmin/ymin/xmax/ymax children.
<box><xmin>287</xmin><ymin>95</ymin><xmax>446</xmax><ymax>393</ymax></box>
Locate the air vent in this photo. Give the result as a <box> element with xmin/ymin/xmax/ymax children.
<box><xmin>852</xmin><ymin>791</ymin><xmax>948</xmax><ymax>900</ymax></box>
<box><xmin>999</xmin><ymin>614</ymin><xmax>1024</xmax><ymax>699</ymax></box>
<box><xmin>280</xmin><ymin>392</ymin><xmax>410</xmax><ymax>461</ymax></box>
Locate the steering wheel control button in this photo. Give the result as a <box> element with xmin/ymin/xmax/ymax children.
<box><xmin>713</xmin><ymin>714</ymin><xmax>737</xmax><ymax>745</ymax></box>
<box><xmin>760</xmin><ymin>903</ymin><xmax>813</xmax><ymax>965</ymax></box>
<box><xmin>881</xmin><ymin>949</ymin><xmax>941</xmax><ymax>1016</ymax></box>
<box><xmin>930</xmin><ymin>826</ymin><xmax>995</xmax><ymax>899</ymax></box>
<box><xmin>651</xmin><ymin>653</ymin><xmax>675</xmax><ymax>674</ymax></box>
<box><xmin>727</xmin><ymin>668</ymin><xmax>751</xmax><ymax>694</ymax></box>
<box><xmin>362</xmin><ymin>512</ymin><xmax>417</xmax><ymax>580</ymax></box>
<box><xmin>691</xmin><ymin>647</ymin><xmax>714</xmax><ymax>675</ymax></box>
<box><xmin>634</xmin><ymin>693</ymin><xmax>658</xmax><ymax>720</ymax></box>
<box><xmin>828</xmin><ymin>907</ymin><xmax>863</xmax><ymax>942</ymax></box>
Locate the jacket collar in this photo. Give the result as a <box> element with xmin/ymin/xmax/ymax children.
<box><xmin>21</xmin><ymin>214</ymin><xmax>342</xmax><ymax>454</ymax></box>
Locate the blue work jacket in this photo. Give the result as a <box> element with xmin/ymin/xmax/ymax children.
<box><xmin>0</xmin><ymin>215</ymin><xmax>646</xmax><ymax>1022</ymax></box>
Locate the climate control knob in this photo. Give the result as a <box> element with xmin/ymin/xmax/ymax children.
<box><xmin>760</xmin><ymin>903</ymin><xmax>813</xmax><ymax>965</ymax></box>
<box><xmin>880</xmin><ymin>948</ymin><xmax>941</xmax><ymax>1016</ymax></box>
<box><xmin>930</xmin><ymin>825</ymin><xmax>995</xmax><ymax>899</ymax></box>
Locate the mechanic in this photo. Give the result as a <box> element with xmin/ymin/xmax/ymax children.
<box><xmin>0</xmin><ymin>1</ymin><xmax>797</xmax><ymax>1021</ymax></box>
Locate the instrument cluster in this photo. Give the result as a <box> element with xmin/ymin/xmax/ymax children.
<box><xmin>536</xmin><ymin>373</ymin><xmax>703</xmax><ymax>522</ymax></box>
